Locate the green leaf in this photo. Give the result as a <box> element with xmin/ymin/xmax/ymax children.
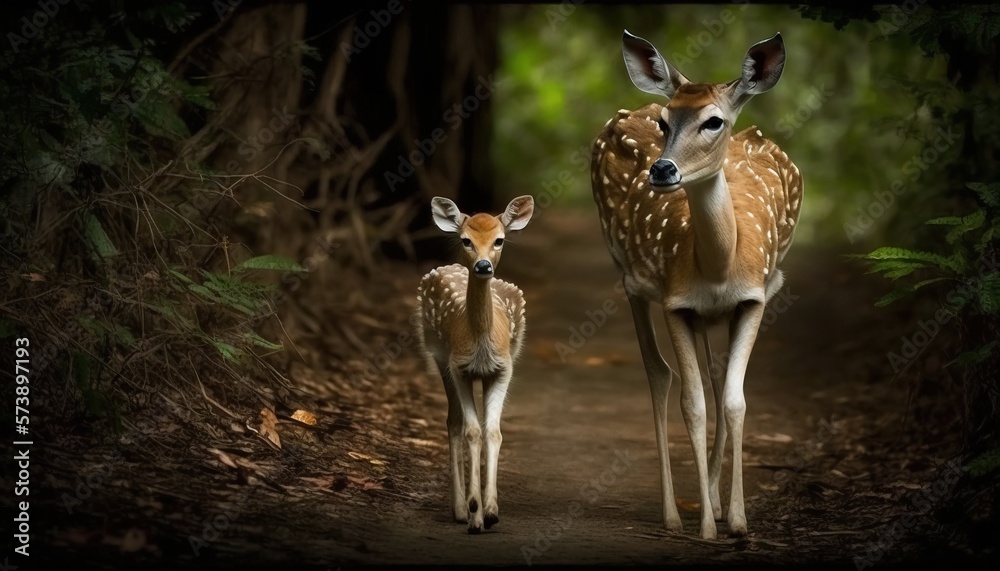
<box><xmin>928</xmin><ymin>210</ymin><xmax>986</xmax><ymax>244</ymax></box>
<box><xmin>234</xmin><ymin>255</ymin><xmax>307</xmax><ymax>273</ymax></box>
<box><xmin>243</xmin><ymin>331</ymin><xmax>283</xmax><ymax>351</ymax></box>
<box><xmin>976</xmin><ymin>273</ymin><xmax>1000</xmax><ymax>314</ymax></box>
<box><xmin>967</xmin><ymin>182</ymin><xmax>1000</xmax><ymax>207</ymax></box>
<box><xmin>862</xmin><ymin>247</ymin><xmax>961</xmax><ymax>274</ymax></box>
<box><xmin>111</xmin><ymin>324</ymin><xmax>136</xmax><ymax>347</ymax></box>
<box><xmin>78</xmin><ymin>315</ymin><xmax>104</xmax><ymax>336</ymax></box>
<box><xmin>169</xmin><ymin>268</ymin><xmax>194</xmax><ymax>284</ymax></box>
<box><xmin>967</xmin><ymin>448</ymin><xmax>1000</xmax><ymax>477</ymax></box>
<box><xmin>950</xmin><ymin>340</ymin><xmax>998</xmax><ymax>368</ymax></box>
<box><xmin>133</xmin><ymin>98</ymin><xmax>190</xmax><ymax>140</ymax></box>
<box><xmin>83</xmin><ymin>212</ymin><xmax>119</xmax><ymax>258</ymax></box>
<box><xmin>147</xmin><ymin>298</ymin><xmax>196</xmax><ymax>331</ymax></box>
<box><xmin>875</xmin><ymin>285</ymin><xmax>918</xmax><ymax>307</ymax></box>
<box><xmin>211</xmin><ymin>339</ymin><xmax>243</xmax><ymax>362</ymax></box>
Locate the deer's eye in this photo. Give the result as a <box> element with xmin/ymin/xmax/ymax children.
<box><xmin>461</xmin><ymin>238</ymin><xmax>472</xmax><ymax>248</ymax></box>
<box><xmin>494</xmin><ymin>238</ymin><xmax>504</xmax><ymax>247</ymax></box>
<box><xmin>701</xmin><ymin>117</ymin><xmax>724</xmax><ymax>131</ymax></box>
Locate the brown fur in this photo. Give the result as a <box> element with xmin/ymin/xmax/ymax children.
<box><xmin>591</xmin><ymin>103</ymin><xmax>803</xmax><ymax>309</ymax></box>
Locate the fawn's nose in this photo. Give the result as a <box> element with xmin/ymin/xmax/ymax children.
<box><xmin>473</xmin><ymin>259</ymin><xmax>494</xmax><ymax>278</ymax></box>
<box><xmin>649</xmin><ymin>159</ymin><xmax>682</xmax><ymax>188</ymax></box>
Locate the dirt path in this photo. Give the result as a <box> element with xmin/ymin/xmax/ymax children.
<box><xmin>322</xmin><ymin>209</ymin><xmax>918</xmax><ymax>566</ymax></box>
<box><xmin>35</xmin><ymin>209</ymin><xmax>964</xmax><ymax>569</ymax></box>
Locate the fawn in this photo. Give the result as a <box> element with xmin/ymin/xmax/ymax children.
<box><xmin>415</xmin><ymin>195</ymin><xmax>534</xmax><ymax>533</ymax></box>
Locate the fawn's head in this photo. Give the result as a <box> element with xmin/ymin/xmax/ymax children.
<box><xmin>621</xmin><ymin>29</ymin><xmax>785</xmax><ymax>191</ymax></box>
<box><xmin>431</xmin><ymin>195</ymin><xmax>535</xmax><ymax>279</ymax></box>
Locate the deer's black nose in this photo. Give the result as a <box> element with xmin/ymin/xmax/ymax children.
<box><xmin>473</xmin><ymin>260</ymin><xmax>493</xmax><ymax>277</ymax></box>
<box><xmin>649</xmin><ymin>159</ymin><xmax>681</xmax><ymax>187</ymax></box>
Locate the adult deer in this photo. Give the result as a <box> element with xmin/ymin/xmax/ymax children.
<box><xmin>415</xmin><ymin>195</ymin><xmax>534</xmax><ymax>534</ymax></box>
<box><xmin>591</xmin><ymin>30</ymin><xmax>802</xmax><ymax>539</ymax></box>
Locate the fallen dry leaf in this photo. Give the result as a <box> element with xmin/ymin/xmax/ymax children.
<box><xmin>403</xmin><ymin>437</ymin><xmax>441</xmax><ymax>448</ymax></box>
<box><xmin>347</xmin><ymin>475</ymin><xmax>384</xmax><ymax>491</ymax></box>
<box><xmin>120</xmin><ymin>528</ymin><xmax>147</xmax><ymax>553</ymax></box>
<box><xmin>258</xmin><ymin>408</ymin><xmax>282</xmax><ymax>450</ymax></box>
<box><xmin>753</xmin><ymin>433</ymin><xmax>794</xmax><ymax>443</ymax></box>
<box><xmin>758</xmin><ymin>482</ymin><xmax>780</xmax><ymax>491</ymax></box>
<box><xmin>348</xmin><ymin>451</ymin><xmax>387</xmax><ymax>465</ymax></box>
<box><xmin>21</xmin><ymin>273</ymin><xmax>45</xmax><ymax>282</ymax></box>
<box><xmin>299</xmin><ymin>476</ymin><xmax>338</xmax><ymax>492</ymax></box>
<box><xmin>676</xmin><ymin>498</ymin><xmax>701</xmax><ymax>513</ymax></box>
<box><xmin>888</xmin><ymin>481</ymin><xmax>923</xmax><ymax>490</ymax></box>
<box><xmin>291</xmin><ymin>409</ymin><xmax>317</xmax><ymax>425</ymax></box>
<box><xmin>208</xmin><ymin>447</ymin><xmax>238</xmax><ymax>470</ymax></box>
<box><xmin>584</xmin><ymin>356</ymin><xmax>607</xmax><ymax>367</ymax></box>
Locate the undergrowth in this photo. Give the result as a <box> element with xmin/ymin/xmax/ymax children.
<box><xmin>0</xmin><ymin>1</ymin><xmax>308</xmax><ymax>430</ymax></box>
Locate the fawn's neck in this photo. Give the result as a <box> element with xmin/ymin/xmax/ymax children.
<box><xmin>685</xmin><ymin>170</ymin><xmax>737</xmax><ymax>281</ymax></box>
<box><xmin>466</xmin><ymin>273</ymin><xmax>494</xmax><ymax>338</ymax></box>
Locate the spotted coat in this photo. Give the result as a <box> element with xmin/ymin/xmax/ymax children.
<box><xmin>591</xmin><ymin>103</ymin><xmax>803</xmax><ymax>316</ymax></box>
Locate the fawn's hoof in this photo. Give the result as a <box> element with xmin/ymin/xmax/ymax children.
<box><xmin>728</xmin><ymin>515</ymin><xmax>748</xmax><ymax>537</ymax></box>
<box><xmin>484</xmin><ymin>512</ymin><xmax>499</xmax><ymax>529</ymax></box>
<box><xmin>665</xmin><ymin>517</ymin><xmax>683</xmax><ymax>533</ymax></box>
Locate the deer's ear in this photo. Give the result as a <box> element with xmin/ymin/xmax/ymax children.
<box><xmin>500</xmin><ymin>195</ymin><xmax>534</xmax><ymax>231</ymax></box>
<box><xmin>730</xmin><ymin>33</ymin><xmax>785</xmax><ymax>108</ymax></box>
<box><xmin>431</xmin><ymin>197</ymin><xmax>467</xmax><ymax>233</ymax></box>
<box><xmin>622</xmin><ymin>29</ymin><xmax>689</xmax><ymax>99</ymax></box>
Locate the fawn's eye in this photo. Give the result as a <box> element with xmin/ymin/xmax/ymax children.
<box><xmin>461</xmin><ymin>238</ymin><xmax>472</xmax><ymax>248</ymax></box>
<box><xmin>701</xmin><ymin>116</ymin><xmax>724</xmax><ymax>131</ymax></box>
<box><xmin>494</xmin><ymin>238</ymin><xmax>504</xmax><ymax>247</ymax></box>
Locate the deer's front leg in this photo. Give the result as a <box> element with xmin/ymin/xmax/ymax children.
<box><xmin>699</xmin><ymin>323</ymin><xmax>727</xmax><ymax>522</ymax></box>
<box><xmin>481</xmin><ymin>366</ymin><xmax>512</xmax><ymax>530</ymax></box>
<box><xmin>664</xmin><ymin>310</ymin><xmax>716</xmax><ymax>540</ymax></box>
<box><xmin>627</xmin><ymin>292</ymin><xmax>682</xmax><ymax>532</ymax></box>
<box><xmin>723</xmin><ymin>301</ymin><xmax>764</xmax><ymax>537</ymax></box>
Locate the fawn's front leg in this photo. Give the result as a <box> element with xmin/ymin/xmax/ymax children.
<box><xmin>453</xmin><ymin>373</ymin><xmax>484</xmax><ymax>533</ymax></box>
<box><xmin>482</xmin><ymin>366</ymin><xmax>513</xmax><ymax>529</ymax></box>
<box><xmin>439</xmin><ymin>362</ymin><xmax>467</xmax><ymax>522</ymax></box>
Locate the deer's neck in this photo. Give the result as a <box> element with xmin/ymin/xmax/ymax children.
<box><xmin>685</xmin><ymin>170</ymin><xmax>737</xmax><ymax>282</ymax></box>
<box><xmin>466</xmin><ymin>274</ymin><xmax>494</xmax><ymax>338</ymax></box>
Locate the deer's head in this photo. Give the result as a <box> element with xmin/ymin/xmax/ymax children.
<box><xmin>621</xmin><ymin>29</ymin><xmax>785</xmax><ymax>191</ymax></box>
<box><xmin>430</xmin><ymin>195</ymin><xmax>534</xmax><ymax>279</ymax></box>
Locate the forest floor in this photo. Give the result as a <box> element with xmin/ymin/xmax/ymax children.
<box><xmin>28</xmin><ymin>209</ymin><xmax>992</xmax><ymax>569</ymax></box>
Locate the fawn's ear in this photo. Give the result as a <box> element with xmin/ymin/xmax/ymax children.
<box><xmin>431</xmin><ymin>197</ymin><xmax>467</xmax><ymax>233</ymax></box>
<box><xmin>729</xmin><ymin>33</ymin><xmax>785</xmax><ymax>110</ymax></box>
<box><xmin>622</xmin><ymin>29</ymin><xmax>689</xmax><ymax>99</ymax></box>
<box><xmin>500</xmin><ymin>195</ymin><xmax>534</xmax><ymax>231</ymax></box>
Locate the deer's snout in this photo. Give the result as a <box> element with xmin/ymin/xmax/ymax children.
<box><xmin>649</xmin><ymin>159</ymin><xmax>682</xmax><ymax>189</ymax></box>
<box><xmin>473</xmin><ymin>259</ymin><xmax>494</xmax><ymax>278</ymax></box>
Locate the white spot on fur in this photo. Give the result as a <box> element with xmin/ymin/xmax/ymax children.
<box><xmin>755</xmin><ymin>129</ymin><xmax>762</xmax><ymax>136</ymax></box>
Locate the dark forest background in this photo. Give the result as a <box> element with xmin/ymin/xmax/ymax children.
<box><xmin>1</xmin><ymin>0</ymin><xmax>999</xmax><ymax>564</ymax></box>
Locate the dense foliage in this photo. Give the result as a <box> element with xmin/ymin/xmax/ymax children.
<box><xmin>0</xmin><ymin>1</ymin><xmax>304</xmax><ymax>427</ymax></box>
